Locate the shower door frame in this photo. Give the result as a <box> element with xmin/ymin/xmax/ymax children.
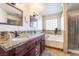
<box><xmin>64</xmin><ymin>3</ymin><xmax>79</xmax><ymax>54</ymax></box>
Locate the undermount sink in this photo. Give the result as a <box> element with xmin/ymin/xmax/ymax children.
<box><xmin>11</xmin><ymin>34</ymin><xmax>32</xmax><ymax>41</ymax></box>
<box><xmin>12</xmin><ymin>38</ymin><xmax>18</xmax><ymax>41</ymax></box>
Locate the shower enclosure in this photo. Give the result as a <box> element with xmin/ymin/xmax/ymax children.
<box><xmin>68</xmin><ymin>15</ymin><xmax>79</xmax><ymax>53</ymax></box>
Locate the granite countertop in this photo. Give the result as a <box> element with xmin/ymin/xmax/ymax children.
<box><xmin>0</xmin><ymin>33</ymin><xmax>44</xmax><ymax>52</ymax></box>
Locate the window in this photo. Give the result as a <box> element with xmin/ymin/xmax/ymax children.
<box><xmin>45</xmin><ymin>19</ymin><xmax>57</xmax><ymax>30</ymax></box>
<box><xmin>61</xmin><ymin>13</ymin><xmax>64</xmax><ymax>31</ymax></box>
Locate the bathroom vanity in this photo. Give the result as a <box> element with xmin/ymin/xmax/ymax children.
<box><xmin>0</xmin><ymin>33</ymin><xmax>45</xmax><ymax>56</ymax></box>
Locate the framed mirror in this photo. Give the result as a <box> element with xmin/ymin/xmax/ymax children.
<box><xmin>30</xmin><ymin>16</ymin><xmax>38</xmax><ymax>27</ymax></box>
<box><xmin>0</xmin><ymin>3</ymin><xmax>23</xmax><ymax>26</ymax></box>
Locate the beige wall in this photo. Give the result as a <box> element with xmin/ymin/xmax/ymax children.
<box><xmin>63</xmin><ymin>4</ymin><xmax>68</xmax><ymax>53</ymax></box>
<box><xmin>0</xmin><ymin>7</ymin><xmax>7</xmax><ymax>23</ymax></box>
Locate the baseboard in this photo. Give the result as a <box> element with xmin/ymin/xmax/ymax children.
<box><xmin>45</xmin><ymin>45</ymin><xmax>63</xmax><ymax>51</ymax></box>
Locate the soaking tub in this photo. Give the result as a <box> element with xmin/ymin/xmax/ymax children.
<box><xmin>45</xmin><ymin>34</ymin><xmax>64</xmax><ymax>49</ymax></box>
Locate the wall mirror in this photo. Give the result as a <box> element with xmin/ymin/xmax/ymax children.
<box><xmin>0</xmin><ymin>3</ymin><xmax>23</xmax><ymax>26</ymax></box>
<box><xmin>30</xmin><ymin>16</ymin><xmax>38</xmax><ymax>28</ymax></box>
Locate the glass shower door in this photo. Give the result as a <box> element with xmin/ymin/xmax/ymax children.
<box><xmin>68</xmin><ymin>16</ymin><xmax>79</xmax><ymax>51</ymax></box>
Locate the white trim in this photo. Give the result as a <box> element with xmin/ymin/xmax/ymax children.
<box><xmin>68</xmin><ymin>49</ymin><xmax>79</xmax><ymax>54</ymax></box>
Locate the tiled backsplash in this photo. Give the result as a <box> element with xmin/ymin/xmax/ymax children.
<box><xmin>43</xmin><ymin>30</ymin><xmax>64</xmax><ymax>35</ymax></box>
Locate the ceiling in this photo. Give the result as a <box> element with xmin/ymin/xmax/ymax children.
<box><xmin>40</xmin><ymin>3</ymin><xmax>63</xmax><ymax>16</ymax></box>
<box><xmin>25</xmin><ymin>3</ymin><xmax>63</xmax><ymax>16</ymax></box>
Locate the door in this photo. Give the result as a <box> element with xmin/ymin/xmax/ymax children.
<box><xmin>76</xmin><ymin>16</ymin><xmax>79</xmax><ymax>49</ymax></box>
<box><xmin>68</xmin><ymin>15</ymin><xmax>79</xmax><ymax>51</ymax></box>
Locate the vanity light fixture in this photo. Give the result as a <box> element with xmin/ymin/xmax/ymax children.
<box><xmin>30</xmin><ymin>12</ymin><xmax>38</xmax><ymax>17</ymax></box>
<box><xmin>30</xmin><ymin>12</ymin><xmax>38</xmax><ymax>22</ymax></box>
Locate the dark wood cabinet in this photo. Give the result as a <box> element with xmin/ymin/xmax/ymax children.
<box><xmin>25</xmin><ymin>47</ymin><xmax>36</xmax><ymax>56</ymax></box>
<box><xmin>0</xmin><ymin>34</ymin><xmax>45</xmax><ymax>56</ymax></box>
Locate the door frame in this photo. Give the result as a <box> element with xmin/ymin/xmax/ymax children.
<box><xmin>63</xmin><ymin>3</ymin><xmax>68</xmax><ymax>53</ymax></box>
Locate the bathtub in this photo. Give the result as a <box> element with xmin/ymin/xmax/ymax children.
<box><xmin>45</xmin><ymin>34</ymin><xmax>64</xmax><ymax>49</ymax></box>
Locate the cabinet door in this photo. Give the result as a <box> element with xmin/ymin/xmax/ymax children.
<box><xmin>40</xmin><ymin>36</ymin><xmax>45</xmax><ymax>53</ymax></box>
<box><xmin>31</xmin><ymin>48</ymin><xmax>36</xmax><ymax>56</ymax></box>
<box><xmin>25</xmin><ymin>48</ymin><xmax>35</xmax><ymax>56</ymax></box>
<box><xmin>15</xmin><ymin>40</ymin><xmax>35</xmax><ymax>56</ymax></box>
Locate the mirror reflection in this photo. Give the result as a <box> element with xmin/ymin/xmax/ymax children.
<box><xmin>0</xmin><ymin>3</ymin><xmax>23</xmax><ymax>26</ymax></box>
